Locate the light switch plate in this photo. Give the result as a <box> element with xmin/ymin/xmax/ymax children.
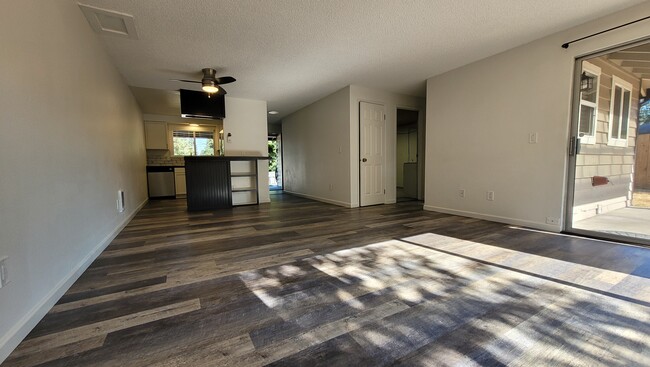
<box><xmin>486</xmin><ymin>191</ymin><xmax>495</xmax><ymax>201</ymax></box>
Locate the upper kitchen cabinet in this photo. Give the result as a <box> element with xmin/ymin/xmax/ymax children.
<box><xmin>144</xmin><ymin>121</ymin><xmax>168</xmax><ymax>150</ymax></box>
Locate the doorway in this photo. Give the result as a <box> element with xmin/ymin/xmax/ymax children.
<box><xmin>566</xmin><ymin>40</ymin><xmax>650</xmax><ymax>245</ymax></box>
<box><xmin>359</xmin><ymin>101</ymin><xmax>385</xmax><ymax>206</ymax></box>
<box><xmin>268</xmin><ymin>134</ymin><xmax>282</xmax><ymax>191</ymax></box>
<box><xmin>396</xmin><ymin>109</ymin><xmax>419</xmax><ymax>202</ymax></box>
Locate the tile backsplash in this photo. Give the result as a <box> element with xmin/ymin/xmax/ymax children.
<box><xmin>146</xmin><ymin>150</ymin><xmax>185</xmax><ymax>166</ymax></box>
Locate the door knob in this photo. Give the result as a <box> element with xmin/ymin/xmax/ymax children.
<box><xmin>362</xmin><ymin>158</ymin><xmax>367</xmax><ymax>162</ymax></box>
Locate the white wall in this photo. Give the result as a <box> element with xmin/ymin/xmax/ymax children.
<box><xmin>349</xmin><ymin>85</ymin><xmax>425</xmax><ymax>207</ymax></box>
<box><xmin>0</xmin><ymin>1</ymin><xmax>147</xmax><ymax>362</ymax></box>
<box><xmin>282</xmin><ymin>85</ymin><xmax>424</xmax><ymax>207</ymax></box>
<box><xmin>223</xmin><ymin>97</ymin><xmax>270</xmax><ymax>203</ymax></box>
<box><xmin>424</xmin><ymin>2</ymin><xmax>650</xmax><ymax>231</ymax></box>
<box><xmin>282</xmin><ymin>87</ymin><xmax>352</xmax><ymax>206</ymax></box>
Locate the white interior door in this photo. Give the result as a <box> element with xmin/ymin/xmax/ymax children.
<box><xmin>360</xmin><ymin>101</ymin><xmax>385</xmax><ymax>206</ymax></box>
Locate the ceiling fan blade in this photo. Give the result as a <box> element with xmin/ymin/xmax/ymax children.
<box><xmin>214</xmin><ymin>76</ymin><xmax>236</xmax><ymax>85</ymax></box>
<box><xmin>170</xmin><ymin>79</ymin><xmax>201</xmax><ymax>84</ymax></box>
<box><xmin>217</xmin><ymin>86</ymin><xmax>227</xmax><ymax>95</ymax></box>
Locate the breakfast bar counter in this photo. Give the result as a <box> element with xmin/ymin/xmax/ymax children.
<box><xmin>184</xmin><ymin>156</ymin><xmax>268</xmax><ymax>211</ymax></box>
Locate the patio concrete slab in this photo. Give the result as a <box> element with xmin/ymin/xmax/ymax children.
<box><xmin>574</xmin><ymin>207</ymin><xmax>650</xmax><ymax>240</ymax></box>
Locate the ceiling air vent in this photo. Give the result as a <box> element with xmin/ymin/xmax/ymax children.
<box><xmin>78</xmin><ymin>3</ymin><xmax>138</xmax><ymax>39</ymax></box>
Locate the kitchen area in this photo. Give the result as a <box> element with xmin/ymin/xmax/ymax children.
<box><xmin>144</xmin><ymin>118</ymin><xmax>269</xmax><ymax>210</ymax></box>
<box><xmin>144</xmin><ymin>119</ymin><xmax>222</xmax><ymax>200</ymax></box>
<box><xmin>132</xmin><ymin>86</ymin><xmax>271</xmax><ymax>208</ymax></box>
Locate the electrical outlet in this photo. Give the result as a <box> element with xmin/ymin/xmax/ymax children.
<box><xmin>486</xmin><ymin>191</ymin><xmax>495</xmax><ymax>201</ymax></box>
<box><xmin>528</xmin><ymin>132</ymin><xmax>538</xmax><ymax>144</ymax></box>
<box><xmin>546</xmin><ymin>217</ymin><xmax>560</xmax><ymax>225</ymax></box>
<box><xmin>0</xmin><ymin>257</ymin><xmax>8</xmax><ymax>288</ymax></box>
<box><xmin>459</xmin><ymin>189</ymin><xmax>465</xmax><ymax>198</ymax></box>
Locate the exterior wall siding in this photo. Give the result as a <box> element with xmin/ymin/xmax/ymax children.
<box><xmin>636</xmin><ymin>134</ymin><xmax>650</xmax><ymax>190</ymax></box>
<box><xmin>573</xmin><ymin>56</ymin><xmax>640</xmax><ymax>221</ymax></box>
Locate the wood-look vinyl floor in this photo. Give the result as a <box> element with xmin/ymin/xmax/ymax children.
<box><xmin>4</xmin><ymin>193</ymin><xmax>650</xmax><ymax>366</ymax></box>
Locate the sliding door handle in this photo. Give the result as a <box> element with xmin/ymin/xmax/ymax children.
<box><xmin>569</xmin><ymin>136</ymin><xmax>581</xmax><ymax>156</ymax></box>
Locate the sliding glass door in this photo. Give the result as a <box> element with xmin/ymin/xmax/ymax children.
<box><xmin>566</xmin><ymin>40</ymin><xmax>650</xmax><ymax>245</ymax></box>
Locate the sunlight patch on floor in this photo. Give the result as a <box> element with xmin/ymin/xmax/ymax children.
<box><xmin>233</xmin><ymin>232</ymin><xmax>650</xmax><ymax>366</ymax></box>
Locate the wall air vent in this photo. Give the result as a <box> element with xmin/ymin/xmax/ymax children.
<box><xmin>78</xmin><ymin>3</ymin><xmax>138</xmax><ymax>39</ymax></box>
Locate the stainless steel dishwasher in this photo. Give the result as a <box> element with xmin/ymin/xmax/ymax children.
<box><xmin>147</xmin><ymin>166</ymin><xmax>176</xmax><ymax>198</ymax></box>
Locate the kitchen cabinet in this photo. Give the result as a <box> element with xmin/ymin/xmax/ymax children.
<box><xmin>175</xmin><ymin>167</ymin><xmax>186</xmax><ymax>197</ymax></box>
<box><xmin>144</xmin><ymin>122</ymin><xmax>168</xmax><ymax>149</ymax></box>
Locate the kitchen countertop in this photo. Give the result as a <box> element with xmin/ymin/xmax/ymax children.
<box><xmin>183</xmin><ymin>156</ymin><xmax>269</xmax><ymax>161</ymax></box>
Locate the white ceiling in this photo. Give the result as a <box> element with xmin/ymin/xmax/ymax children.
<box><xmin>77</xmin><ymin>0</ymin><xmax>644</xmax><ymax>123</ymax></box>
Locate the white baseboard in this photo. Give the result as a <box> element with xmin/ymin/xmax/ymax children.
<box><xmin>283</xmin><ymin>190</ymin><xmax>352</xmax><ymax>208</ymax></box>
<box><xmin>0</xmin><ymin>199</ymin><xmax>148</xmax><ymax>364</ymax></box>
<box><xmin>422</xmin><ymin>205</ymin><xmax>561</xmax><ymax>232</ymax></box>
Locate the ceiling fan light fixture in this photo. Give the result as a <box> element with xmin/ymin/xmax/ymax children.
<box><xmin>171</xmin><ymin>68</ymin><xmax>234</xmax><ymax>95</ymax></box>
<box><xmin>202</xmin><ymin>84</ymin><xmax>219</xmax><ymax>93</ymax></box>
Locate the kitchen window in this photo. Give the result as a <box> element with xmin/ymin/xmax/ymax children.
<box><xmin>577</xmin><ymin>62</ymin><xmax>600</xmax><ymax>145</ymax></box>
<box><xmin>172</xmin><ymin>127</ymin><xmax>215</xmax><ymax>156</ymax></box>
<box><xmin>608</xmin><ymin>76</ymin><xmax>633</xmax><ymax>147</ymax></box>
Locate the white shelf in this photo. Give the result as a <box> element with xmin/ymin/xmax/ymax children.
<box><xmin>232</xmin><ymin>187</ymin><xmax>257</xmax><ymax>192</ymax></box>
<box><xmin>232</xmin><ymin>190</ymin><xmax>257</xmax><ymax>206</ymax></box>
<box><xmin>231</xmin><ymin>173</ymin><xmax>256</xmax><ymax>177</ymax></box>
<box><xmin>230</xmin><ymin>160</ymin><xmax>258</xmax><ymax>206</ymax></box>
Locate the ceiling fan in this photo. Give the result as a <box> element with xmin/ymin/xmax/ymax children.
<box><xmin>171</xmin><ymin>68</ymin><xmax>236</xmax><ymax>94</ymax></box>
